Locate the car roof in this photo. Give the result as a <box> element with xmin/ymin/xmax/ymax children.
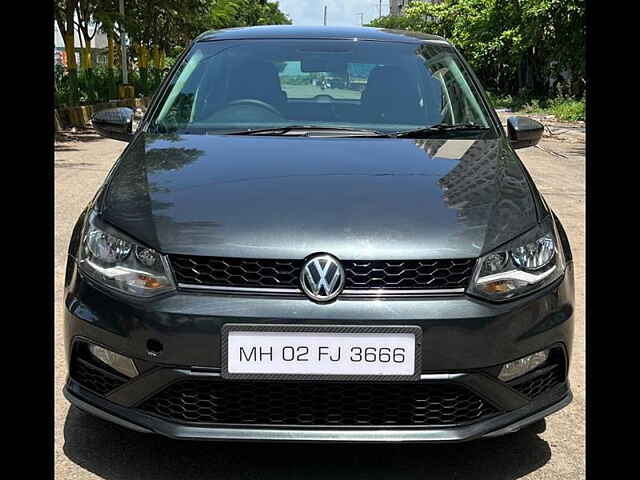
<box><xmin>194</xmin><ymin>25</ymin><xmax>447</xmax><ymax>44</ymax></box>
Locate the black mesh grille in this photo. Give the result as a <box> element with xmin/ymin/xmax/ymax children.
<box><xmin>139</xmin><ymin>380</ymin><xmax>498</xmax><ymax>426</ymax></box>
<box><xmin>511</xmin><ymin>366</ymin><xmax>563</xmax><ymax>399</ymax></box>
<box><xmin>170</xmin><ymin>255</ymin><xmax>475</xmax><ymax>291</ymax></box>
<box><xmin>70</xmin><ymin>357</ymin><xmax>127</xmax><ymax>396</ymax></box>
<box><xmin>343</xmin><ymin>259</ymin><xmax>474</xmax><ymax>289</ymax></box>
<box><xmin>171</xmin><ymin>257</ymin><xmax>301</xmax><ymax>288</ymax></box>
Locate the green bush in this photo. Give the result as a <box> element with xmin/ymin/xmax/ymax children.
<box><xmin>54</xmin><ymin>64</ymin><xmax>70</xmax><ymax>107</ymax></box>
<box><xmin>486</xmin><ymin>92</ymin><xmax>513</xmax><ymax>109</ymax></box>
<box><xmin>55</xmin><ymin>65</ymin><xmax>168</xmax><ymax>107</ymax></box>
<box><xmin>486</xmin><ymin>90</ymin><xmax>585</xmax><ymax>122</ymax></box>
<box><xmin>486</xmin><ymin>90</ymin><xmax>538</xmax><ymax>112</ymax></box>
<box><xmin>128</xmin><ymin>68</ymin><xmax>165</xmax><ymax>98</ymax></box>
<box><xmin>547</xmin><ymin>98</ymin><xmax>585</xmax><ymax>122</ymax></box>
<box><xmin>521</xmin><ymin>98</ymin><xmax>541</xmax><ymax>114</ymax></box>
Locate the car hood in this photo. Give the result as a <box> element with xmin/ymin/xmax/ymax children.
<box><xmin>100</xmin><ymin>133</ymin><xmax>538</xmax><ymax>259</ymax></box>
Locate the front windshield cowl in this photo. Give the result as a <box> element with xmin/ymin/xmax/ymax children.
<box><xmin>148</xmin><ymin>38</ymin><xmax>495</xmax><ymax>138</ymax></box>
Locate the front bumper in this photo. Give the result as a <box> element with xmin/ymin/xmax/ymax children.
<box><xmin>63</xmin><ymin>259</ymin><xmax>574</xmax><ymax>442</ymax></box>
<box><xmin>64</xmin><ymin>372</ymin><xmax>571</xmax><ymax>442</ymax></box>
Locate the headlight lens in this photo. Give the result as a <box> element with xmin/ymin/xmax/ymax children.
<box><xmin>511</xmin><ymin>233</ymin><xmax>556</xmax><ymax>270</ymax></box>
<box><xmin>86</xmin><ymin>229</ymin><xmax>132</xmax><ymax>263</ymax></box>
<box><xmin>78</xmin><ymin>216</ymin><xmax>175</xmax><ymax>297</ymax></box>
<box><xmin>467</xmin><ymin>218</ymin><xmax>565</xmax><ymax>301</ymax></box>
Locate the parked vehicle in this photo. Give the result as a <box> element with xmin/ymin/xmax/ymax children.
<box><xmin>65</xmin><ymin>26</ymin><xmax>573</xmax><ymax>442</ymax></box>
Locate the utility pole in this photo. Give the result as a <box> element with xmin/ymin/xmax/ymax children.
<box><xmin>119</xmin><ymin>0</ymin><xmax>128</xmax><ymax>85</ymax></box>
<box><xmin>357</xmin><ymin>12</ymin><xmax>364</xmax><ymax>25</ymax></box>
<box><xmin>379</xmin><ymin>0</ymin><xmax>382</xmax><ymax>18</ymax></box>
<box><xmin>323</xmin><ymin>5</ymin><xmax>327</xmax><ymax>25</ymax></box>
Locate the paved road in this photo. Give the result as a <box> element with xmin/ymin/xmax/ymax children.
<box><xmin>54</xmin><ymin>125</ymin><xmax>585</xmax><ymax>479</ymax></box>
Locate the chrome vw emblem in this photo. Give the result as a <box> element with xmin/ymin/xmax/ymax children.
<box><xmin>300</xmin><ymin>254</ymin><xmax>345</xmax><ymax>302</ymax></box>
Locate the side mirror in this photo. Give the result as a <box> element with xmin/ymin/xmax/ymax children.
<box><xmin>506</xmin><ymin>116</ymin><xmax>544</xmax><ymax>149</ymax></box>
<box><xmin>91</xmin><ymin>107</ymin><xmax>134</xmax><ymax>142</ymax></box>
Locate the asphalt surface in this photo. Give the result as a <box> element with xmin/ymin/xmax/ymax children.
<box><xmin>54</xmin><ymin>121</ymin><xmax>585</xmax><ymax>479</ymax></box>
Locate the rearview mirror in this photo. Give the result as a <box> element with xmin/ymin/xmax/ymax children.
<box><xmin>301</xmin><ymin>56</ymin><xmax>347</xmax><ymax>75</ymax></box>
<box><xmin>506</xmin><ymin>116</ymin><xmax>544</xmax><ymax>149</ymax></box>
<box><xmin>92</xmin><ymin>107</ymin><xmax>134</xmax><ymax>142</ymax></box>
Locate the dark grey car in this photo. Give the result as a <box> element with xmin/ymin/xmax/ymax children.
<box><xmin>64</xmin><ymin>26</ymin><xmax>574</xmax><ymax>442</ymax></box>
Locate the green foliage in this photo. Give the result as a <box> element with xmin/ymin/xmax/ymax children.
<box><xmin>77</xmin><ymin>67</ymin><xmax>118</xmax><ymax>104</ymax></box>
<box><xmin>486</xmin><ymin>91</ymin><xmax>585</xmax><ymax>122</ymax></box>
<box><xmin>486</xmin><ymin>90</ymin><xmax>537</xmax><ymax>111</ymax></box>
<box><xmin>547</xmin><ymin>97</ymin><xmax>585</xmax><ymax>122</ymax></box>
<box><xmin>55</xmin><ymin>65</ymin><xmax>162</xmax><ymax>105</ymax></box>
<box><xmin>55</xmin><ymin>1</ymin><xmax>291</xmax><ymax>108</ymax></box>
<box><xmin>367</xmin><ymin>14</ymin><xmax>412</xmax><ymax>30</ymax></box>
<box><xmin>485</xmin><ymin>91</ymin><xmax>512</xmax><ymax>109</ymax></box>
<box><xmin>164</xmin><ymin>54</ymin><xmax>180</xmax><ymax>71</ymax></box>
<box><xmin>128</xmin><ymin>68</ymin><xmax>164</xmax><ymax>97</ymax></box>
<box><xmin>92</xmin><ymin>0</ymin><xmax>120</xmax><ymax>36</ymax></box>
<box><xmin>120</xmin><ymin>1</ymin><xmax>290</xmax><ymax>51</ymax></box>
<box><xmin>369</xmin><ymin>0</ymin><xmax>585</xmax><ymax>101</ymax></box>
<box><xmin>54</xmin><ymin>64</ymin><xmax>71</xmax><ymax>107</ymax></box>
<box><xmin>207</xmin><ymin>0</ymin><xmax>291</xmax><ymax>30</ymax></box>
<box><xmin>121</xmin><ymin>0</ymin><xmax>211</xmax><ymax>50</ymax></box>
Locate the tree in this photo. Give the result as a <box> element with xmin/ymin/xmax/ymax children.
<box><xmin>519</xmin><ymin>0</ymin><xmax>585</xmax><ymax>98</ymax></box>
<box><xmin>366</xmin><ymin>14</ymin><xmax>413</xmax><ymax>30</ymax></box>
<box><xmin>54</xmin><ymin>0</ymin><xmax>293</xmax><ymax>105</ymax></box>
<box><xmin>207</xmin><ymin>0</ymin><xmax>291</xmax><ymax>30</ymax></box>
<box><xmin>369</xmin><ymin>0</ymin><xmax>584</xmax><ymax>98</ymax></box>
<box><xmin>55</xmin><ymin>0</ymin><xmax>80</xmax><ymax>105</ymax></box>
<box><xmin>75</xmin><ymin>0</ymin><xmax>101</xmax><ymax>69</ymax></box>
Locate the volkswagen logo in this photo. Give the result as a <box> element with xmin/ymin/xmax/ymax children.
<box><xmin>300</xmin><ymin>254</ymin><xmax>345</xmax><ymax>302</ymax></box>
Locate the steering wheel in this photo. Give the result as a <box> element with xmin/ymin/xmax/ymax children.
<box><xmin>226</xmin><ymin>99</ymin><xmax>283</xmax><ymax>117</ymax></box>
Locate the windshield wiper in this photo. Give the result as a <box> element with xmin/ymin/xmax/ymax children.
<box><xmin>218</xmin><ymin>125</ymin><xmax>392</xmax><ymax>137</ymax></box>
<box><xmin>393</xmin><ymin>123</ymin><xmax>490</xmax><ymax>138</ymax></box>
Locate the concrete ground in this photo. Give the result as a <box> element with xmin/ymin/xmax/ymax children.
<box><xmin>54</xmin><ymin>119</ymin><xmax>585</xmax><ymax>479</ymax></box>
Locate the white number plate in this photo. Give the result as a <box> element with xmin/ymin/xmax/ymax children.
<box><xmin>222</xmin><ymin>325</ymin><xmax>421</xmax><ymax>380</ymax></box>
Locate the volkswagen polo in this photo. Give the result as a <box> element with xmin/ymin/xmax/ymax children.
<box><xmin>64</xmin><ymin>26</ymin><xmax>574</xmax><ymax>442</ymax></box>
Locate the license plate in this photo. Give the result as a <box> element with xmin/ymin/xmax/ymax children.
<box><xmin>222</xmin><ymin>325</ymin><xmax>422</xmax><ymax>381</ymax></box>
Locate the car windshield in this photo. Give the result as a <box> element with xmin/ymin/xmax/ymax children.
<box><xmin>149</xmin><ymin>38</ymin><xmax>493</xmax><ymax>135</ymax></box>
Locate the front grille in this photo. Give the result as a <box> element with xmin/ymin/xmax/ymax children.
<box><xmin>511</xmin><ymin>365</ymin><xmax>563</xmax><ymax>399</ymax></box>
<box><xmin>139</xmin><ymin>380</ymin><xmax>498</xmax><ymax>426</ymax></box>
<box><xmin>343</xmin><ymin>259</ymin><xmax>474</xmax><ymax>289</ymax></box>
<box><xmin>170</xmin><ymin>255</ymin><xmax>475</xmax><ymax>291</ymax></box>
<box><xmin>171</xmin><ymin>257</ymin><xmax>301</xmax><ymax>288</ymax></box>
<box><xmin>70</xmin><ymin>357</ymin><xmax>127</xmax><ymax>396</ymax></box>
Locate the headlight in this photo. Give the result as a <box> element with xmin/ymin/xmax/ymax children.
<box><xmin>78</xmin><ymin>214</ymin><xmax>175</xmax><ymax>297</ymax></box>
<box><xmin>467</xmin><ymin>217</ymin><xmax>565</xmax><ymax>301</ymax></box>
